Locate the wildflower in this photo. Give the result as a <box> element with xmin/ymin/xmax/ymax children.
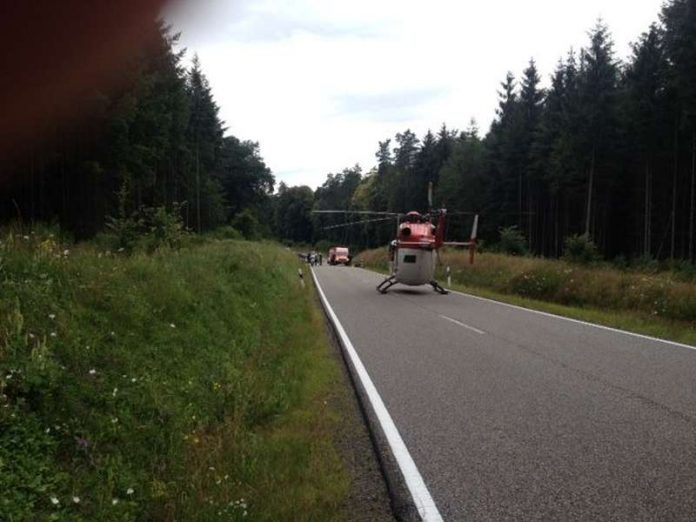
<box><xmin>45</xmin><ymin>427</ymin><xmax>51</xmax><ymax>433</ymax></box>
<box><xmin>110</xmin><ymin>331</ymin><xmax>115</xmax><ymax>337</ymax></box>
<box><xmin>23</xmin><ymin>235</ymin><xmax>29</xmax><ymax>240</ymax></box>
<box><xmin>131</xmin><ymin>377</ymin><xmax>137</xmax><ymax>383</ymax></box>
<box><xmin>28</xmin><ymin>332</ymin><xmax>35</xmax><ymax>339</ymax></box>
<box><xmin>63</xmin><ymin>249</ymin><xmax>70</xmax><ymax>256</ymax></box>
<box><xmin>112</xmin><ymin>498</ymin><xmax>119</xmax><ymax>505</ymax></box>
<box><xmin>50</xmin><ymin>496</ymin><xmax>60</xmax><ymax>505</ymax></box>
<box><xmin>170</xmin><ymin>323</ymin><xmax>176</xmax><ymax>328</ymax></box>
<box><xmin>72</xmin><ymin>496</ymin><xmax>80</xmax><ymax>504</ymax></box>
<box><xmin>112</xmin><ymin>387</ymin><xmax>118</xmax><ymax>397</ymax></box>
<box><xmin>126</xmin><ymin>488</ymin><xmax>134</xmax><ymax>496</ymax></box>
<box><xmin>111</xmin><ymin>417</ymin><xmax>118</xmax><ymax>424</ymax></box>
<box><xmin>89</xmin><ymin>369</ymin><xmax>96</xmax><ymax>375</ymax></box>
<box><xmin>50</xmin><ymin>332</ymin><xmax>57</xmax><ymax>338</ymax></box>
<box><xmin>48</xmin><ymin>313</ymin><xmax>56</xmax><ymax>320</ymax></box>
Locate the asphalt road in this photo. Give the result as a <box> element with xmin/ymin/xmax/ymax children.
<box><xmin>313</xmin><ymin>265</ymin><xmax>696</xmax><ymax>521</ymax></box>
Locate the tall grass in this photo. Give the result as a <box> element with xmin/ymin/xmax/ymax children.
<box><xmin>357</xmin><ymin>247</ymin><xmax>696</xmax><ymax>325</ymax></box>
<box><xmin>0</xmin><ymin>230</ymin><xmax>348</xmax><ymax>521</ymax></box>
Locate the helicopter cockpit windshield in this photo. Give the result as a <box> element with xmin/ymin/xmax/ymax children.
<box><xmin>404</xmin><ymin>212</ymin><xmax>423</xmax><ymax>223</ymax></box>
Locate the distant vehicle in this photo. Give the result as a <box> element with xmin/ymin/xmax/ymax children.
<box><xmin>328</xmin><ymin>247</ymin><xmax>351</xmax><ymax>266</ymax></box>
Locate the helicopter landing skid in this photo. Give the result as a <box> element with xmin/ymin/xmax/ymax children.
<box><xmin>376</xmin><ymin>276</ymin><xmax>397</xmax><ymax>294</ymax></box>
<box><xmin>430</xmin><ymin>280</ymin><xmax>449</xmax><ymax>295</ymax></box>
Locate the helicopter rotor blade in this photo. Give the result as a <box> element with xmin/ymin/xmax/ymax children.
<box><xmin>322</xmin><ymin>216</ymin><xmax>398</xmax><ymax>230</ymax></box>
<box><xmin>446</xmin><ymin>210</ymin><xmax>478</xmax><ymax>216</ymax></box>
<box><xmin>312</xmin><ymin>210</ymin><xmax>400</xmax><ymax>216</ymax></box>
<box><xmin>442</xmin><ymin>241</ymin><xmax>474</xmax><ymax>247</ymax></box>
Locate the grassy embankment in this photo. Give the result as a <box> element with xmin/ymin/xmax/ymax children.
<box><xmin>0</xmin><ymin>232</ymin><xmax>348</xmax><ymax>521</ymax></box>
<box><xmin>357</xmin><ymin>248</ymin><xmax>696</xmax><ymax>346</ymax></box>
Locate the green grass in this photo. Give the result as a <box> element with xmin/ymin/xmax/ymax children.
<box><xmin>356</xmin><ymin>247</ymin><xmax>696</xmax><ymax>346</ymax></box>
<box><xmin>0</xmin><ymin>231</ymin><xmax>348</xmax><ymax>521</ymax></box>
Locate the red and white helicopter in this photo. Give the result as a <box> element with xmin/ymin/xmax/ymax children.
<box><xmin>313</xmin><ymin>184</ymin><xmax>478</xmax><ymax>294</ymax></box>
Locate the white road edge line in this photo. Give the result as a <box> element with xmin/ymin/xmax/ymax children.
<box><xmin>439</xmin><ymin>315</ymin><xmax>485</xmax><ymax>335</ymax></box>
<box><xmin>448</xmin><ymin>289</ymin><xmax>696</xmax><ymax>352</ymax></box>
<box><xmin>311</xmin><ymin>268</ymin><xmax>444</xmax><ymax>522</ymax></box>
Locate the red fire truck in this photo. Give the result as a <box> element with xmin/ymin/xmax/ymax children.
<box><xmin>328</xmin><ymin>246</ymin><xmax>351</xmax><ymax>265</ymax></box>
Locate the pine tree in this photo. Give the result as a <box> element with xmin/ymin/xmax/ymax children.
<box><xmin>412</xmin><ymin>130</ymin><xmax>438</xmax><ymax>210</ymax></box>
<box><xmin>662</xmin><ymin>0</ymin><xmax>696</xmax><ymax>260</ymax></box>
<box><xmin>519</xmin><ymin>59</ymin><xmax>545</xmax><ymax>249</ymax></box>
<box><xmin>391</xmin><ymin>129</ymin><xmax>420</xmax><ymax>211</ymax></box>
<box><xmin>578</xmin><ymin>21</ymin><xmax>620</xmax><ymax>240</ymax></box>
<box><xmin>186</xmin><ymin>55</ymin><xmax>224</xmax><ymax>231</ymax></box>
<box><xmin>621</xmin><ymin>24</ymin><xmax>669</xmax><ymax>257</ymax></box>
<box><xmin>485</xmin><ymin>72</ymin><xmax>524</xmax><ymax>234</ymax></box>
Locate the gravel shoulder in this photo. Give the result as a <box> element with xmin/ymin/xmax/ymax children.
<box><xmin>319</xmin><ymin>296</ymin><xmax>397</xmax><ymax>522</ymax></box>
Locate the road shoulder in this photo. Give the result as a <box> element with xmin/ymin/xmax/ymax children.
<box><xmin>317</xmin><ymin>286</ymin><xmax>398</xmax><ymax>522</ymax></box>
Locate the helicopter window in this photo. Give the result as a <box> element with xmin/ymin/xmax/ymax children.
<box><xmin>403</xmin><ymin>255</ymin><xmax>417</xmax><ymax>263</ymax></box>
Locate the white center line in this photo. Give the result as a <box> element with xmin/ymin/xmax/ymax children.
<box><xmin>439</xmin><ymin>314</ymin><xmax>486</xmax><ymax>335</ymax></box>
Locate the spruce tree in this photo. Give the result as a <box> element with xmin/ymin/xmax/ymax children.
<box><xmin>578</xmin><ymin>21</ymin><xmax>620</xmax><ymax>240</ymax></box>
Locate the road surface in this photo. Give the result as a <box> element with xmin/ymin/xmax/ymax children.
<box><xmin>312</xmin><ymin>265</ymin><xmax>696</xmax><ymax>521</ymax></box>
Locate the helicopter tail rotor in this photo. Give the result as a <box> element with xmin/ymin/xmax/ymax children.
<box><xmin>441</xmin><ymin>213</ymin><xmax>479</xmax><ymax>264</ymax></box>
<box><xmin>469</xmin><ymin>214</ymin><xmax>479</xmax><ymax>265</ymax></box>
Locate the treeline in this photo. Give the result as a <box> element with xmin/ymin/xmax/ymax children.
<box><xmin>0</xmin><ymin>21</ymin><xmax>274</xmax><ymax>239</ymax></box>
<box><xmin>276</xmin><ymin>0</ymin><xmax>696</xmax><ymax>263</ymax></box>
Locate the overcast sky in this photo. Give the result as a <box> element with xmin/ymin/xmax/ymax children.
<box><xmin>165</xmin><ymin>0</ymin><xmax>665</xmax><ymax>189</ymax></box>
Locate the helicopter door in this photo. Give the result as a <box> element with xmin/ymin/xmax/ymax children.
<box><xmin>395</xmin><ymin>248</ymin><xmax>434</xmax><ymax>285</ymax></box>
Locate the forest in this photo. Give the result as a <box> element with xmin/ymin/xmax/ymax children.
<box><xmin>0</xmin><ymin>19</ymin><xmax>274</xmax><ymax>240</ymax></box>
<box><xmin>281</xmin><ymin>0</ymin><xmax>696</xmax><ymax>264</ymax></box>
<box><xmin>2</xmin><ymin>0</ymin><xmax>696</xmax><ymax>264</ymax></box>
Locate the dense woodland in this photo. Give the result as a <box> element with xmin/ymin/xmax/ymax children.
<box><xmin>0</xmin><ymin>20</ymin><xmax>274</xmax><ymax>239</ymax></box>
<box><xmin>282</xmin><ymin>1</ymin><xmax>696</xmax><ymax>263</ymax></box>
<box><xmin>2</xmin><ymin>1</ymin><xmax>696</xmax><ymax>263</ymax></box>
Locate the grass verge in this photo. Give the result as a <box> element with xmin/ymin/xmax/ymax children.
<box><xmin>356</xmin><ymin>248</ymin><xmax>696</xmax><ymax>347</ymax></box>
<box><xmin>0</xmin><ymin>232</ymin><xmax>348</xmax><ymax>521</ymax></box>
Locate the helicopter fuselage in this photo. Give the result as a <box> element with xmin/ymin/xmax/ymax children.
<box><xmin>381</xmin><ymin>215</ymin><xmax>444</xmax><ymax>292</ymax></box>
<box><xmin>393</xmin><ymin>246</ymin><xmax>436</xmax><ymax>285</ymax></box>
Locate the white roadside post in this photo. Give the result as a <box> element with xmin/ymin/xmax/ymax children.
<box><xmin>298</xmin><ymin>268</ymin><xmax>305</xmax><ymax>288</ymax></box>
<box><xmin>446</xmin><ymin>266</ymin><xmax>451</xmax><ymax>288</ymax></box>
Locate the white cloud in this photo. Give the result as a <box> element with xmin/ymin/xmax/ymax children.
<box><xmin>166</xmin><ymin>0</ymin><xmax>664</xmax><ymax>189</ymax></box>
